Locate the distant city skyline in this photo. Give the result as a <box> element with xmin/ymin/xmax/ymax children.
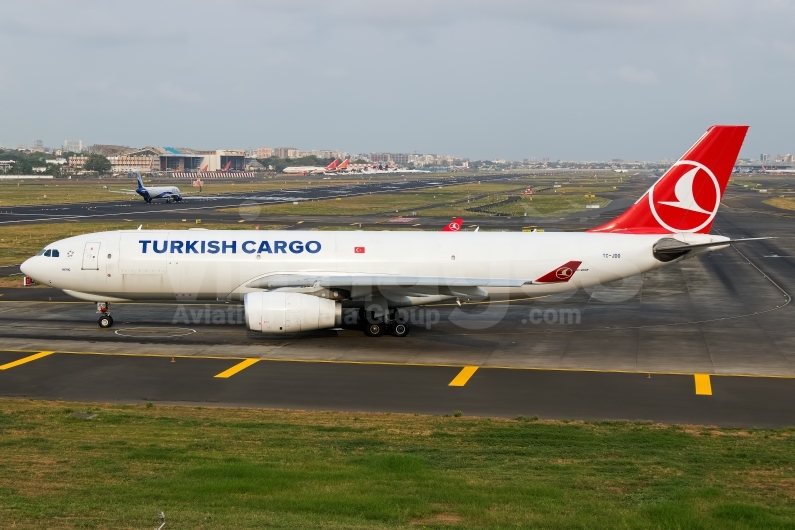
<box><xmin>5</xmin><ymin>139</ymin><xmax>795</xmax><ymax>166</ymax></box>
<box><xmin>2</xmin><ymin>1</ymin><xmax>794</xmax><ymax>161</ymax></box>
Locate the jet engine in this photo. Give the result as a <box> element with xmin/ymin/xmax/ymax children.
<box><xmin>244</xmin><ymin>292</ymin><xmax>341</xmax><ymax>333</ymax></box>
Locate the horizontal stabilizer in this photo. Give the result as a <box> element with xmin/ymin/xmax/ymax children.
<box><xmin>653</xmin><ymin>237</ymin><xmax>772</xmax><ymax>262</ymax></box>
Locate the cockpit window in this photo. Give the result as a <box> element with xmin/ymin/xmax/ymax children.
<box><xmin>37</xmin><ymin>248</ymin><xmax>47</xmax><ymax>256</ymax></box>
<box><xmin>43</xmin><ymin>249</ymin><xmax>51</xmax><ymax>257</ymax></box>
<box><xmin>51</xmin><ymin>249</ymin><xmax>60</xmax><ymax>257</ymax></box>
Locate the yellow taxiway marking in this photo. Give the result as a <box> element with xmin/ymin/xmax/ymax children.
<box><xmin>449</xmin><ymin>366</ymin><xmax>479</xmax><ymax>387</ymax></box>
<box><xmin>2</xmin><ymin>348</ymin><xmax>793</xmax><ymax>380</ymax></box>
<box><xmin>214</xmin><ymin>358</ymin><xmax>260</xmax><ymax>379</ymax></box>
<box><xmin>694</xmin><ymin>374</ymin><xmax>712</xmax><ymax>395</ymax></box>
<box><xmin>0</xmin><ymin>351</ymin><xmax>54</xmax><ymax>370</ymax></box>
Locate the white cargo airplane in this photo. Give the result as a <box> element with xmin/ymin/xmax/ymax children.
<box><xmin>23</xmin><ymin>126</ymin><xmax>758</xmax><ymax>338</ymax></box>
<box><xmin>110</xmin><ymin>173</ymin><xmax>185</xmax><ymax>204</ymax></box>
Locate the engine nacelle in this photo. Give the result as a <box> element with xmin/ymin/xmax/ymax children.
<box><xmin>244</xmin><ymin>292</ymin><xmax>341</xmax><ymax>333</ymax></box>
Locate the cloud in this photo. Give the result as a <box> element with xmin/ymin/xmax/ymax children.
<box><xmin>617</xmin><ymin>66</ymin><xmax>658</xmax><ymax>85</ymax></box>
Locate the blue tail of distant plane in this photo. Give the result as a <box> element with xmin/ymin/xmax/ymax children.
<box><xmin>134</xmin><ymin>172</ymin><xmax>145</xmax><ymax>191</ymax></box>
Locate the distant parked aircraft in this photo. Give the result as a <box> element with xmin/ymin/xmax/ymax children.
<box><xmin>283</xmin><ymin>159</ymin><xmax>340</xmax><ymax>175</ymax></box>
<box><xmin>760</xmin><ymin>165</ymin><xmax>795</xmax><ymax>174</ymax></box>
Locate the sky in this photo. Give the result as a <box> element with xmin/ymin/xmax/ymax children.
<box><xmin>2</xmin><ymin>0</ymin><xmax>794</xmax><ymax>161</ymax></box>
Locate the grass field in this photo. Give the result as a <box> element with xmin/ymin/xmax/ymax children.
<box><xmin>764</xmin><ymin>197</ymin><xmax>795</xmax><ymax>211</ymax></box>
<box><xmin>0</xmin><ymin>399</ymin><xmax>794</xmax><ymax>529</ymax></box>
<box><xmin>226</xmin><ymin>181</ymin><xmax>534</xmax><ymax>217</ymax></box>
<box><xmin>227</xmin><ymin>180</ymin><xmax>614</xmax><ymax>219</ymax></box>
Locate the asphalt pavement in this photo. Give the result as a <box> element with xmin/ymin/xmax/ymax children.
<box><xmin>1</xmin><ymin>174</ymin><xmax>793</xmax><ymax>425</ymax></box>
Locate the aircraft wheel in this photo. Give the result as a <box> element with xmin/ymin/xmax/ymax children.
<box><xmin>98</xmin><ymin>315</ymin><xmax>114</xmax><ymax>328</ymax></box>
<box><xmin>363</xmin><ymin>322</ymin><xmax>384</xmax><ymax>337</ymax></box>
<box><xmin>390</xmin><ymin>322</ymin><xmax>410</xmax><ymax>337</ymax></box>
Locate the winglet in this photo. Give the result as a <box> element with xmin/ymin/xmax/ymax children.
<box><xmin>533</xmin><ymin>261</ymin><xmax>582</xmax><ymax>283</ymax></box>
<box><xmin>441</xmin><ymin>218</ymin><xmax>463</xmax><ymax>232</ymax></box>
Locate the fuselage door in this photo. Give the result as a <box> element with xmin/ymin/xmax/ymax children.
<box><xmin>81</xmin><ymin>242</ymin><xmax>101</xmax><ymax>270</ymax></box>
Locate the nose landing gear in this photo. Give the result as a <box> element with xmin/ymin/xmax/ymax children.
<box><xmin>97</xmin><ymin>302</ymin><xmax>114</xmax><ymax>328</ymax></box>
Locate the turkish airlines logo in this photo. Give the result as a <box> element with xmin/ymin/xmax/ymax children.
<box><xmin>648</xmin><ymin>160</ymin><xmax>721</xmax><ymax>233</ymax></box>
<box><xmin>447</xmin><ymin>221</ymin><xmax>460</xmax><ymax>231</ymax></box>
<box><xmin>555</xmin><ymin>267</ymin><xmax>573</xmax><ymax>280</ymax></box>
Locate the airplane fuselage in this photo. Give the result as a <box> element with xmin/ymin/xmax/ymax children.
<box><xmin>20</xmin><ymin>229</ymin><xmax>727</xmax><ymax>304</ymax></box>
<box><xmin>136</xmin><ymin>186</ymin><xmax>182</xmax><ymax>202</ymax></box>
<box><xmin>282</xmin><ymin>167</ymin><xmax>328</xmax><ymax>174</ymax></box>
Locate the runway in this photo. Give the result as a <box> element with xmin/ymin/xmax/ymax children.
<box><xmin>1</xmin><ymin>179</ymin><xmax>793</xmax><ymax>426</ymax></box>
<box><xmin>2</xmin><ymin>348</ymin><xmax>795</xmax><ymax>427</ymax></box>
<box><xmin>0</xmin><ymin>172</ymin><xmax>525</xmax><ymax>226</ymax></box>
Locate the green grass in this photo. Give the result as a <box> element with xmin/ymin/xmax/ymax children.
<box><xmin>1</xmin><ymin>399</ymin><xmax>795</xmax><ymax>528</ymax></box>
<box><xmin>764</xmin><ymin>198</ymin><xmax>795</xmax><ymax>211</ymax></box>
<box><xmin>225</xmin><ymin>181</ymin><xmax>535</xmax><ymax>217</ymax></box>
<box><xmin>228</xmin><ymin>179</ymin><xmax>618</xmax><ymax>218</ymax></box>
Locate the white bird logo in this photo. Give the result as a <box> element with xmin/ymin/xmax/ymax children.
<box><xmin>658</xmin><ymin>167</ymin><xmax>711</xmax><ymax>214</ymax></box>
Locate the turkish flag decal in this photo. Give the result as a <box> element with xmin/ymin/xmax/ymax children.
<box><xmin>354</xmin><ymin>247</ymin><xmax>365</xmax><ymax>253</ymax></box>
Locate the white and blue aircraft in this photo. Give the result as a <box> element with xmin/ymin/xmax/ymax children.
<box><xmin>110</xmin><ymin>173</ymin><xmax>185</xmax><ymax>204</ymax></box>
<box><xmin>23</xmin><ymin>126</ymin><xmax>761</xmax><ymax>337</ymax></box>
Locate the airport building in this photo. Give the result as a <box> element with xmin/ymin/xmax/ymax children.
<box><xmin>112</xmin><ymin>147</ymin><xmax>246</xmax><ymax>173</ymax></box>
<box><xmin>106</xmin><ymin>155</ymin><xmax>158</xmax><ymax>174</ymax></box>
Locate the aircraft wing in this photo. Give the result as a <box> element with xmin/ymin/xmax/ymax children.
<box><xmin>246</xmin><ymin>274</ymin><xmax>528</xmax><ymax>290</ymax></box>
<box><xmin>109</xmin><ymin>190</ymin><xmax>139</xmax><ymax>194</ymax></box>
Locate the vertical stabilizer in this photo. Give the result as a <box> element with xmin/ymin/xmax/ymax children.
<box><xmin>589</xmin><ymin>125</ymin><xmax>748</xmax><ymax>234</ymax></box>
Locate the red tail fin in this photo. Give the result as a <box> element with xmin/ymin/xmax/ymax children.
<box><xmin>337</xmin><ymin>159</ymin><xmax>350</xmax><ymax>170</ymax></box>
<box><xmin>589</xmin><ymin>125</ymin><xmax>748</xmax><ymax>234</ymax></box>
<box><xmin>441</xmin><ymin>218</ymin><xmax>463</xmax><ymax>232</ymax></box>
<box><xmin>325</xmin><ymin>159</ymin><xmax>340</xmax><ymax>170</ymax></box>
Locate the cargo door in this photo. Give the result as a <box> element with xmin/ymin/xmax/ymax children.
<box><xmin>81</xmin><ymin>242</ymin><xmax>100</xmax><ymax>270</ymax></box>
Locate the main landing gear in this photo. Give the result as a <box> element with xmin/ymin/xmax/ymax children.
<box><xmin>97</xmin><ymin>302</ymin><xmax>113</xmax><ymax>328</ymax></box>
<box><xmin>361</xmin><ymin>309</ymin><xmax>410</xmax><ymax>338</ymax></box>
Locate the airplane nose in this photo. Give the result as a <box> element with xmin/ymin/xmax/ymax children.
<box><xmin>20</xmin><ymin>256</ymin><xmax>43</xmax><ymax>283</ymax></box>
<box><xmin>20</xmin><ymin>257</ymin><xmax>33</xmax><ymax>277</ymax></box>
